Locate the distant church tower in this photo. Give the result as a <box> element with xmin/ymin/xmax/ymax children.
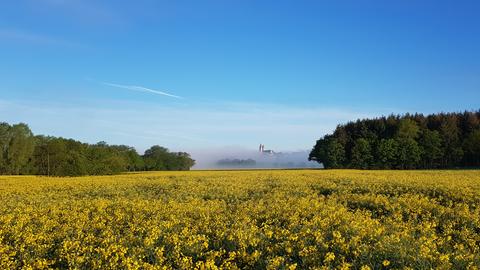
<box><xmin>259</xmin><ymin>144</ymin><xmax>265</xmax><ymax>152</ymax></box>
<box><xmin>259</xmin><ymin>144</ymin><xmax>274</xmax><ymax>155</ymax></box>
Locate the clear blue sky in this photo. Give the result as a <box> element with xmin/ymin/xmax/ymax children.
<box><xmin>0</xmin><ymin>0</ymin><xmax>479</xmax><ymax>153</ymax></box>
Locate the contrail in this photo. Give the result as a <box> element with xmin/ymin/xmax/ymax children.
<box><xmin>102</xmin><ymin>82</ymin><xmax>182</xmax><ymax>99</ymax></box>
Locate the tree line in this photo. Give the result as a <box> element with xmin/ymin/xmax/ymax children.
<box><xmin>217</xmin><ymin>158</ymin><xmax>257</xmax><ymax>167</ymax></box>
<box><xmin>0</xmin><ymin>122</ymin><xmax>195</xmax><ymax>176</ymax></box>
<box><xmin>309</xmin><ymin>110</ymin><xmax>480</xmax><ymax>169</ymax></box>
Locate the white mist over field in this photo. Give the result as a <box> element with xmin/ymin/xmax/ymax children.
<box><xmin>189</xmin><ymin>146</ymin><xmax>322</xmax><ymax>170</ymax></box>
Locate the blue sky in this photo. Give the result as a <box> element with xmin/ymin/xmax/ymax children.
<box><xmin>1</xmin><ymin>0</ymin><xmax>479</xmax><ymax>154</ymax></box>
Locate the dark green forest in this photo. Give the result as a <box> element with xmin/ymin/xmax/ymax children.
<box><xmin>0</xmin><ymin>122</ymin><xmax>195</xmax><ymax>176</ymax></box>
<box><xmin>309</xmin><ymin>110</ymin><xmax>480</xmax><ymax>169</ymax></box>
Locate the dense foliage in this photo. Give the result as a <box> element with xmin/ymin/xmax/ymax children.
<box><xmin>0</xmin><ymin>122</ymin><xmax>194</xmax><ymax>176</ymax></box>
<box><xmin>0</xmin><ymin>170</ymin><xmax>479</xmax><ymax>269</ymax></box>
<box><xmin>309</xmin><ymin>110</ymin><xmax>480</xmax><ymax>169</ymax></box>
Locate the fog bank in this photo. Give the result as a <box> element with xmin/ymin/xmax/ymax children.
<box><xmin>189</xmin><ymin>146</ymin><xmax>322</xmax><ymax>169</ymax></box>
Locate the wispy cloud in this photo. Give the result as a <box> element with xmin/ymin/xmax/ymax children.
<box><xmin>0</xmin><ymin>28</ymin><xmax>82</xmax><ymax>47</ymax></box>
<box><xmin>31</xmin><ymin>0</ymin><xmax>118</xmax><ymax>25</ymax></box>
<box><xmin>102</xmin><ymin>82</ymin><xmax>182</xmax><ymax>99</ymax></box>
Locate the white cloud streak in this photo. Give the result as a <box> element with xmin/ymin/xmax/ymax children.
<box><xmin>0</xmin><ymin>28</ymin><xmax>82</xmax><ymax>47</ymax></box>
<box><xmin>102</xmin><ymin>82</ymin><xmax>182</xmax><ymax>99</ymax></box>
<box><xmin>30</xmin><ymin>0</ymin><xmax>118</xmax><ymax>24</ymax></box>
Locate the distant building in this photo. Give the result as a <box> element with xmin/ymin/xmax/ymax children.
<box><xmin>259</xmin><ymin>144</ymin><xmax>275</xmax><ymax>155</ymax></box>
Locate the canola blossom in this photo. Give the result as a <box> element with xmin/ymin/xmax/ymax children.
<box><xmin>0</xmin><ymin>170</ymin><xmax>479</xmax><ymax>269</ymax></box>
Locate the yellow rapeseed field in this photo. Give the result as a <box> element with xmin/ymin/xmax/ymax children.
<box><xmin>0</xmin><ymin>170</ymin><xmax>479</xmax><ymax>269</ymax></box>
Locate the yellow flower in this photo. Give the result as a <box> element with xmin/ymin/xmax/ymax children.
<box><xmin>324</xmin><ymin>252</ymin><xmax>335</xmax><ymax>263</ymax></box>
<box><xmin>440</xmin><ymin>254</ymin><xmax>449</xmax><ymax>262</ymax></box>
<box><xmin>0</xmin><ymin>170</ymin><xmax>479</xmax><ymax>269</ymax></box>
